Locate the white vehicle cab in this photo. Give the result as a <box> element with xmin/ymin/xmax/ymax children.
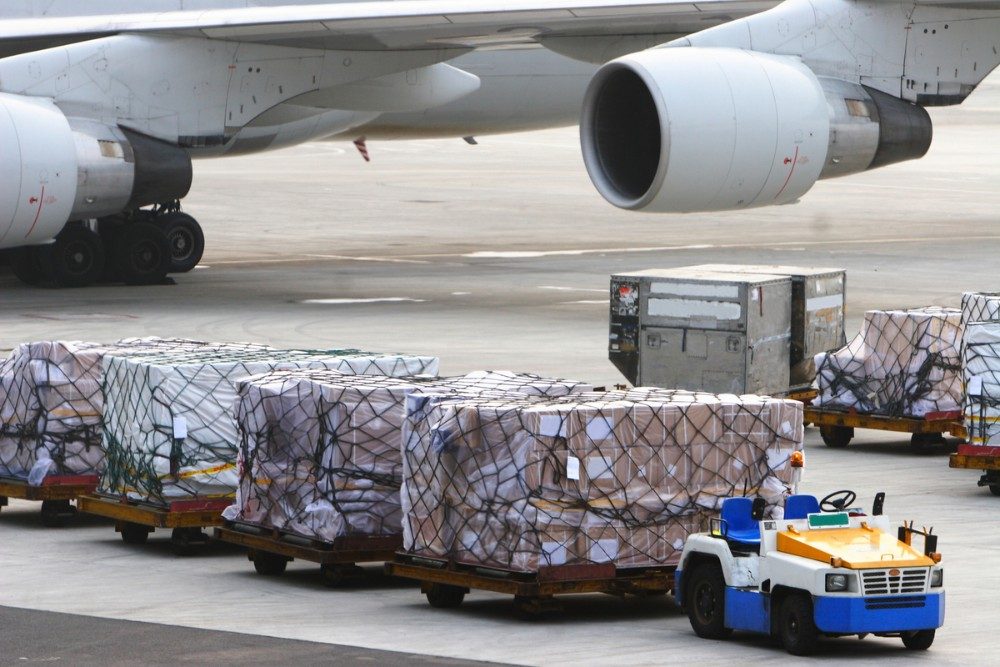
<box><xmin>675</xmin><ymin>491</ymin><xmax>945</xmax><ymax>655</ymax></box>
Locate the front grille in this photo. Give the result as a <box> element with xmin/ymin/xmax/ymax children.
<box><xmin>861</xmin><ymin>568</ymin><xmax>928</xmax><ymax>596</ymax></box>
<box><xmin>864</xmin><ymin>595</ymin><xmax>927</xmax><ymax>610</ymax></box>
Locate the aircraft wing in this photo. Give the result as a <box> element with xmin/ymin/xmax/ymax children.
<box><xmin>2</xmin><ymin>1</ymin><xmax>778</xmax><ymax>55</ymax></box>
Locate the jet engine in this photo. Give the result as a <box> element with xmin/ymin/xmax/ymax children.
<box><xmin>0</xmin><ymin>92</ymin><xmax>192</xmax><ymax>249</ymax></box>
<box><xmin>580</xmin><ymin>47</ymin><xmax>931</xmax><ymax>213</ymax></box>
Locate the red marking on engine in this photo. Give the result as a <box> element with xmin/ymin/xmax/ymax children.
<box><xmin>774</xmin><ymin>146</ymin><xmax>800</xmax><ymax>200</ymax></box>
<box><xmin>24</xmin><ymin>186</ymin><xmax>45</xmax><ymax>238</ymax></box>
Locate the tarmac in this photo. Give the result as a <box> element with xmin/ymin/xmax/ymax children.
<box><xmin>0</xmin><ymin>72</ymin><xmax>998</xmax><ymax>665</ymax></box>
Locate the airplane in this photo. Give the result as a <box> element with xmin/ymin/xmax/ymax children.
<box><xmin>1</xmin><ymin>0</ymin><xmax>998</xmax><ymax>288</ymax></box>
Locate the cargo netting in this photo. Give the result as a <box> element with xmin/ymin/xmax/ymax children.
<box><xmin>962</xmin><ymin>292</ymin><xmax>1000</xmax><ymax>325</ymax></box>
<box><xmin>225</xmin><ymin>370</ymin><xmax>590</xmax><ymax>542</ymax></box>
<box><xmin>962</xmin><ymin>321</ymin><xmax>1000</xmax><ymax>445</ymax></box>
<box><xmin>402</xmin><ymin>388</ymin><xmax>803</xmax><ymax>572</ymax></box>
<box><xmin>100</xmin><ymin>349</ymin><xmax>439</xmax><ymax>506</ymax></box>
<box><xmin>0</xmin><ymin>338</ymin><xmax>234</xmax><ymax>485</ymax></box>
<box><xmin>813</xmin><ymin>307</ymin><xmax>962</xmax><ymax>418</ymax></box>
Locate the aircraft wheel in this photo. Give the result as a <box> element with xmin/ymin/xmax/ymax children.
<box><xmin>158</xmin><ymin>212</ymin><xmax>204</xmax><ymax>273</ymax></box>
<box><xmin>685</xmin><ymin>562</ymin><xmax>732</xmax><ymax>639</ymax></box>
<box><xmin>40</xmin><ymin>227</ymin><xmax>106</xmax><ymax>288</ymax></box>
<box><xmin>10</xmin><ymin>247</ymin><xmax>47</xmax><ymax>286</ymax></box>
<box><xmin>778</xmin><ymin>592</ymin><xmax>819</xmax><ymax>656</ymax></box>
<box><xmin>111</xmin><ymin>222</ymin><xmax>171</xmax><ymax>285</ymax></box>
<box><xmin>901</xmin><ymin>629</ymin><xmax>935</xmax><ymax>650</ymax></box>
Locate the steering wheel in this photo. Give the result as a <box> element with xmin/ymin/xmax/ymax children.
<box><xmin>820</xmin><ymin>489</ymin><xmax>857</xmax><ymax>512</ymax></box>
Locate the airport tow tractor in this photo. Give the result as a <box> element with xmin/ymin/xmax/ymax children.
<box><xmin>675</xmin><ymin>491</ymin><xmax>945</xmax><ymax>655</ymax></box>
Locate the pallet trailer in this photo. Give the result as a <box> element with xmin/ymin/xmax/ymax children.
<box><xmin>77</xmin><ymin>494</ymin><xmax>231</xmax><ymax>555</ymax></box>
<box><xmin>386</xmin><ymin>554</ymin><xmax>674</xmax><ymax>616</ymax></box>
<box><xmin>949</xmin><ymin>443</ymin><xmax>1000</xmax><ymax>495</ymax></box>
<box><xmin>0</xmin><ymin>475</ymin><xmax>99</xmax><ymax>526</ymax></box>
<box><xmin>214</xmin><ymin>522</ymin><xmax>401</xmax><ymax>586</ymax></box>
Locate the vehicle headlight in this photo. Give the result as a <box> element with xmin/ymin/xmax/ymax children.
<box><xmin>826</xmin><ymin>573</ymin><xmax>849</xmax><ymax>592</ymax></box>
<box><xmin>931</xmin><ymin>569</ymin><xmax>944</xmax><ymax>588</ymax></box>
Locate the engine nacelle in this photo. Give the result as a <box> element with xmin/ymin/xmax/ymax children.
<box><xmin>580</xmin><ymin>47</ymin><xmax>931</xmax><ymax>213</ymax></box>
<box><xmin>0</xmin><ymin>93</ymin><xmax>192</xmax><ymax>249</ymax></box>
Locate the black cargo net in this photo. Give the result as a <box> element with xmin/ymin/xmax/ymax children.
<box><xmin>402</xmin><ymin>388</ymin><xmax>803</xmax><ymax>572</ymax></box>
<box><xmin>0</xmin><ymin>338</ymin><xmax>226</xmax><ymax>485</ymax></box>
<box><xmin>814</xmin><ymin>307</ymin><xmax>962</xmax><ymax>418</ymax></box>
<box><xmin>962</xmin><ymin>320</ymin><xmax>1000</xmax><ymax>446</ymax></box>
<box><xmin>100</xmin><ymin>350</ymin><xmax>438</xmax><ymax>507</ymax></box>
<box><xmin>962</xmin><ymin>292</ymin><xmax>1000</xmax><ymax>326</ymax></box>
<box><xmin>226</xmin><ymin>370</ymin><xmax>590</xmax><ymax>543</ymax></box>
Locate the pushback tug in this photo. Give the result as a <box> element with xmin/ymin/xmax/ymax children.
<box><xmin>675</xmin><ymin>490</ymin><xmax>945</xmax><ymax>655</ymax></box>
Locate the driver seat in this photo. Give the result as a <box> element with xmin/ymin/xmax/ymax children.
<box><xmin>719</xmin><ymin>497</ymin><xmax>761</xmax><ymax>548</ymax></box>
<box><xmin>784</xmin><ymin>494</ymin><xmax>820</xmax><ymax>520</ymax></box>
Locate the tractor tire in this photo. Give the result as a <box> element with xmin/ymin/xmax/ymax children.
<box><xmin>685</xmin><ymin>562</ymin><xmax>732</xmax><ymax>640</ymax></box>
<box><xmin>901</xmin><ymin>629</ymin><xmax>935</xmax><ymax>650</ymax></box>
<box><xmin>778</xmin><ymin>593</ymin><xmax>819</xmax><ymax>656</ymax></box>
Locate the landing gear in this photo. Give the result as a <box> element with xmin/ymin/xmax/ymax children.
<box><xmin>7</xmin><ymin>205</ymin><xmax>203</xmax><ymax>288</ymax></box>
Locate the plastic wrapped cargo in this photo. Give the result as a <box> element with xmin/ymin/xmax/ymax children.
<box><xmin>401</xmin><ymin>388</ymin><xmax>804</xmax><ymax>572</ymax></box>
<box><xmin>813</xmin><ymin>307</ymin><xmax>962</xmax><ymax>418</ymax></box>
<box><xmin>100</xmin><ymin>349</ymin><xmax>439</xmax><ymax>507</ymax></box>
<box><xmin>962</xmin><ymin>292</ymin><xmax>1000</xmax><ymax>325</ymax></box>
<box><xmin>962</xmin><ymin>321</ymin><xmax>1000</xmax><ymax>445</ymax></box>
<box><xmin>0</xmin><ymin>338</ymin><xmax>238</xmax><ymax>484</ymax></box>
<box><xmin>225</xmin><ymin>370</ymin><xmax>590</xmax><ymax>542</ymax></box>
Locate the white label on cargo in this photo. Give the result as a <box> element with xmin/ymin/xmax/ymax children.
<box><xmin>172</xmin><ymin>416</ymin><xmax>187</xmax><ymax>440</ymax></box>
<box><xmin>807</xmin><ymin>294</ymin><xmax>844</xmax><ymax>311</ymax></box>
<box><xmin>590</xmin><ymin>538</ymin><xmax>618</xmax><ymax>562</ymax></box>
<box><xmin>538</xmin><ymin>415</ymin><xmax>565</xmax><ymax>437</ymax></box>
<box><xmin>969</xmin><ymin>376</ymin><xmax>984</xmax><ymax>396</ymax></box>
<box><xmin>649</xmin><ymin>282</ymin><xmax>739</xmax><ymax>298</ymax></box>
<box><xmin>586</xmin><ymin>416</ymin><xmax>614</xmax><ymax>440</ymax></box>
<box><xmin>566</xmin><ymin>455</ymin><xmax>581</xmax><ymax>480</ymax></box>
<box><xmin>586</xmin><ymin>456</ymin><xmax>614</xmax><ymax>480</ymax></box>
<box><xmin>542</xmin><ymin>541</ymin><xmax>568</xmax><ymax>566</ymax></box>
<box><xmin>647</xmin><ymin>298</ymin><xmax>741</xmax><ymax>320</ymax></box>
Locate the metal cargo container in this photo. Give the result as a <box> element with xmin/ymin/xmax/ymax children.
<box><xmin>609</xmin><ymin>269</ymin><xmax>792</xmax><ymax>395</ymax></box>
<box><xmin>686</xmin><ymin>265</ymin><xmax>846</xmax><ymax>386</ymax></box>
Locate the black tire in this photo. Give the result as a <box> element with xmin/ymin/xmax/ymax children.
<box><xmin>10</xmin><ymin>247</ymin><xmax>47</xmax><ymax>286</ymax></box>
<box><xmin>251</xmin><ymin>549</ymin><xmax>288</xmax><ymax>576</ymax></box>
<box><xmin>120</xmin><ymin>522</ymin><xmax>151</xmax><ymax>545</ymax></box>
<box><xmin>40</xmin><ymin>500</ymin><xmax>75</xmax><ymax>528</ymax></box>
<box><xmin>990</xmin><ymin>485</ymin><xmax>1000</xmax><ymax>497</ymax></box>
<box><xmin>685</xmin><ymin>562</ymin><xmax>732</xmax><ymax>639</ymax></box>
<box><xmin>158</xmin><ymin>212</ymin><xmax>204</xmax><ymax>274</ymax></box>
<box><xmin>321</xmin><ymin>563</ymin><xmax>364</xmax><ymax>588</ymax></box>
<box><xmin>39</xmin><ymin>227</ymin><xmax>106</xmax><ymax>288</ymax></box>
<box><xmin>111</xmin><ymin>222</ymin><xmax>171</xmax><ymax>285</ymax></box>
<box><xmin>901</xmin><ymin>629</ymin><xmax>935</xmax><ymax>650</ymax></box>
<box><xmin>170</xmin><ymin>527</ymin><xmax>208</xmax><ymax>556</ymax></box>
<box><xmin>778</xmin><ymin>593</ymin><xmax>819</xmax><ymax>656</ymax></box>
<box><xmin>820</xmin><ymin>425</ymin><xmax>853</xmax><ymax>448</ymax></box>
<box><xmin>911</xmin><ymin>433</ymin><xmax>946</xmax><ymax>449</ymax></box>
<box><xmin>425</xmin><ymin>583</ymin><xmax>466</xmax><ymax>609</ymax></box>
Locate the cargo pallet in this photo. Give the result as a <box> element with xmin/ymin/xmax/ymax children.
<box><xmin>386</xmin><ymin>554</ymin><xmax>675</xmax><ymax>616</ymax></box>
<box><xmin>0</xmin><ymin>474</ymin><xmax>99</xmax><ymax>527</ymax></box>
<box><xmin>789</xmin><ymin>388</ymin><xmax>966</xmax><ymax>448</ymax></box>
<box><xmin>214</xmin><ymin>522</ymin><xmax>402</xmax><ymax>586</ymax></box>
<box><xmin>949</xmin><ymin>443</ymin><xmax>1000</xmax><ymax>496</ymax></box>
<box><xmin>77</xmin><ymin>494</ymin><xmax>231</xmax><ymax>555</ymax></box>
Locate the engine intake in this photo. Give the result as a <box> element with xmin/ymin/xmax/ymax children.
<box><xmin>581</xmin><ymin>47</ymin><xmax>932</xmax><ymax>213</ymax></box>
<box><xmin>0</xmin><ymin>93</ymin><xmax>192</xmax><ymax>249</ymax></box>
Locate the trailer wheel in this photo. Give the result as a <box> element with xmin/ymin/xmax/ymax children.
<box><xmin>778</xmin><ymin>593</ymin><xmax>819</xmax><ymax>656</ymax></box>
<box><xmin>685</xmin><ymin>562</ymin><xmax>732</xmax><ymax>639</ymax></box>
<box><xmin>820</xmin><ymin>425</ymin><xmax>853</xmax><ymax>448</ymax></box>
<box><xmin>120</xmin><ymin>522</ymin><xmax>151</xmax><ymax>545</ymax></box>
<box><xmin>320</xmin><ymin>563</ymin><xmax>364</xmax><ymax>587</ymax></box>
<box><xmin>911</xmin><ymin>433</ymin><xmax>946</xmax><ymax>450</ymax></box>
<box><xmin>425</xmin><ymin>583</ymin><xmax>466</xmax><ymax>609</ymax></box>
<box><xmin>901</xmin><ymin>629</ymin><xmax>935</xmax><ymax>650</ymax></box>
<box><xmin>250</xmin><ymin>549</ymin><xmax>288</xmax><ymax>576</ymax></box>
<box><xmin>985</xmin><ymin>471</ymin><xmax>1000</xmax><ymax>496</ymax></box>
<box><xmin>170</xmin><ymin>527</ymin><xmax>208</xmax><ymax>556</ymax></box>
<box><xmin>40</xmin><ymin>500</ymin><xmax>76</xmax><ymax>527</ymax></box>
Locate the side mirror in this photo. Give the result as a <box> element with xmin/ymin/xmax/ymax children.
<box><xmin>751</xmin><ymin>496</ymin><xmax>766</xmax><ymax>521</ymax></box>
<box><xmin>872</xmin><ymin>492</ymin><xmax>885</xmax><ymax>516</ymax></box>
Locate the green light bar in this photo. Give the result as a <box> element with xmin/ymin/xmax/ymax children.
<box><xmin>808</xmin><ymin>512</ymin><xmax>850</xmax><ymax>528</ymax></box>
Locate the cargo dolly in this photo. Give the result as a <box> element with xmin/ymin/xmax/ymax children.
<box><xmin>386</xmin><ymin>554</ymin><xmax>675</xmax><ymax>617</ymax></box>
<box><xmin>214</xmin><ymin>522</ymin><xmax>402</xmax><ymax>586</ymax></box>
<box><xmin>77</xmin><ymin>494</ymin><xmax>231</xmax><ymax>555</ymax></box>
<box><xmin>949</xmin><ymin>444</ymin><xmax>1000</xmax><ymax>495</ymax></box>
<box><xmin>0</xmin><ymin>474</ymin><xmax>99</xmax><ymax>527</ymax></box>
<box><xmin>788</xmin><ymin>388</ymin><xmax>966</xmax><ymax>448</ymax></box>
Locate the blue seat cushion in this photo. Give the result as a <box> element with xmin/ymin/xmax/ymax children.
<box><xmin>785</xmin><ymin>494</ymin><xmax>820</xmax><ymax>520</ymax></box>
